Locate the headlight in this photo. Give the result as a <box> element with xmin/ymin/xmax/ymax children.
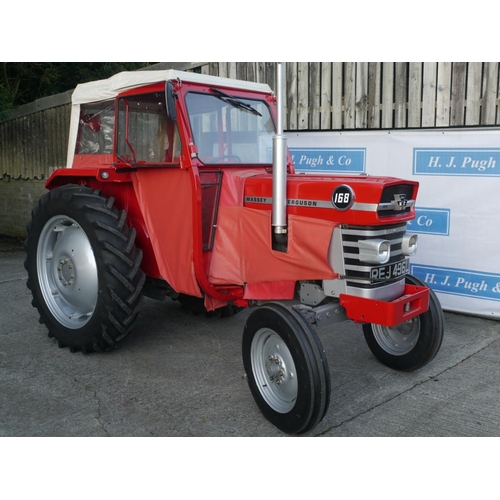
<box><xmin>402</xmin><ymin>234</ymin><xmax>418</xmax><ymax>256</ymax></box>
<box><xmin>358</xmin><ymin>238</ymin><xmax>391</xmax><ymax>264</ymax></box>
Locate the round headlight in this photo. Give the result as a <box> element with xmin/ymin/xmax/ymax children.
<box><xmin>402</xmin><ymin>234</ymin><xmax>418</xmax><ymax>256</ymax></box>
<box><xmin>358</xmin><ymin>238</ymin><xmax>391</xmax><ymax>264</ymax></box>
<box><xmin>378</xmin><ymin>240</ymin><xmax>390</xmax><ymax>264</ymax></box>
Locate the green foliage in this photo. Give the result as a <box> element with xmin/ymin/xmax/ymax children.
<box><xmin>0</xmin><ymin>62</ymin><xmax>153</xmax><ymax>114</ymax></box>
<box><xmin>0</xmin><ymin>84</ymin><xmax>13</xmax><ymax>115</ymax></box>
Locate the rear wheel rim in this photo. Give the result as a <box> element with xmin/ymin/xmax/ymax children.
<box><xmin>371</xmin><ymin>317</ymin><xmax>421</xmax><ymax>356</ymax></box>
<box><xmin>37</xmin><ymin>215</ymin><xmax>98</xmax><ymax>329</ymax></box>
<box><xmin>250</xmin><ymin>328</ymin><xmax>298</xmax><ymax>414</ymax></box>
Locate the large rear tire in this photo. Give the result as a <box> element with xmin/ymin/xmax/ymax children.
<box><xmin>242</xmin><ymin>303</ymin><xmax>331</xmax><ymax>435</ymax></box>
<box><xmin>363</xmin><ymin>274</ymin><xmax>444</xmax><ymax>371</ymax></box>
<box><xmin>25</xmin><ymin>184</ymin><xmax>145</xmax><ymax>353</ymax></box>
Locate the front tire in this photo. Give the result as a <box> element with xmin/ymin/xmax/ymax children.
<box><xmin>242</xmin><ymin>303</ymin><xmax>330</xmax><ymax>435</ymax></box>
<box><xmin>25</xmin><ymin>184</ymin><xmax>145</xmax><ymax>353</ymax></box>
<box><xmin>363</xmin><ymin>274</ymin><xmax>444</xmax><ymax>371</ymax></box>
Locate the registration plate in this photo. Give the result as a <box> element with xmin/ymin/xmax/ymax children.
<box><xmin>370</xmin><ymin>258</ymin><xmax>409</xmax><ymax>281</ymax></box>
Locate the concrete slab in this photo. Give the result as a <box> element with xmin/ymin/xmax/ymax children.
<box><xmin>1</xmin><ymin>243</ymin><xmax>499</xmax><ymax>437</ymax></box>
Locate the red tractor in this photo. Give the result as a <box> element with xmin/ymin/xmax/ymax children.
<box><xmin>25</xmin><ymin>65</ymin><xmax>443</xmax><ymax>434</ymax></box>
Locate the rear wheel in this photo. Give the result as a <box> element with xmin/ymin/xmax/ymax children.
<box><xmin>242</xmin><ymin>303</ymin><xmax>330</xmax><ymax>435</ymax></box>
<box><xmin>25</xmin><ymin>184</ymin><xmax>145</xmax><ymax>353</ymax></box>
<box><xmin>363</xmin><ymin>274</ymin><xmax>444</xmax><ymax>371</ymax></box>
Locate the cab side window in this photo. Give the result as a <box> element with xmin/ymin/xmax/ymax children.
<box><xmin>116</xmin><ymin>92</ymin><xmax>181</xmax><ymax>164</ymax></box>
<box><xmin>75</xmin><ymin>101</ymin><xmax>114</xmax><ymax>155</ymax></box>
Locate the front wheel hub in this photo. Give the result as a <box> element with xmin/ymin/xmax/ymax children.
<box><xmin>266</xmin><ymin>355</ymin><xmax>288</xmax><ymax>385</ymax></box>
<box><xmin>371</xmin><ymin>317</ymin><xmax>421</xmax><ymax>356</ymax></box>
<box><xmin>251</xmin><ymin>328</ymin><xmax>298</xmax><ymax>413</ymax></box>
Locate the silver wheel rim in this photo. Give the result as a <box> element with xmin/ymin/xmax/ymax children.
<box><xmin>37</xmin><ymin>215</ymin><xmax>98</xmax><ymax>329</ymax></box>
<box><xmin>250</xmin><ymin>328</ymin><xmax>298</xmax><ymax>413</ymax></box>
<box><xmin>371</xmin><ymin>317</ymin><xmax>421</xmax><ymax>356</ymax></box>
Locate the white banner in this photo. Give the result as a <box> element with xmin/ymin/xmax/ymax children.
<box><xmin>288</xmin><ymin>129</ymin><xmax>500</xmax><ymax>320</ymax></box>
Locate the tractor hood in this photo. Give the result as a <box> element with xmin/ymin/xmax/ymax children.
<box><xmin>243</xmin><ymin>173</ymin><xmax>419</xmax><ymax>226</ymax></box>
<box><xmin>206</xmin><ymin>170</ymin><xmax>418</xmax><ymax>301</ymax></box>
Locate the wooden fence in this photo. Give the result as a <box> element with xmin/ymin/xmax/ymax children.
<box><xmin>1</xmin><ymin>62</ymin><xmax>500</xmax><ymax>180</ymax></box>
<box><xmin>201</xmin><ymin>62</ymin><xmax>500</xmax><ymax>131</ymax></box>
<box><xmin>0</xmin><ymin>99</ymin><xmax>70</xmax><ymax>180</ymax></box>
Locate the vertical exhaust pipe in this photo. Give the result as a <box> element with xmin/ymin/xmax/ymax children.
<box><xmin>272</xmin><ymin>62</ymin><xmax>288</xmax><ymax>249</ymax></box>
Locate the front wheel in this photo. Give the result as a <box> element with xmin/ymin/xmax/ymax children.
<box><xmin>242</xmin><ymin>303</ymin><xmax>330</xmax><ymax>435</ymax></box>
<box><xmin>25</xmin><ymin>184</ymin><xmax>145</xmax><ymax>353</ymax></box>
<box><xmin>363</xmin><ymin>274</ymin><xmax>444</xmax><ymax>371</ymax></box>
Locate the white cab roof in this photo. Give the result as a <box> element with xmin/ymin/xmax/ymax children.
<box><xmin>72</xmin><ymin>70</ymin><xmax>273</xmax><ymax>105</ymax></box>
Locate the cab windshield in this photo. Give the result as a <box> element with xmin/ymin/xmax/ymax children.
<box><xmin>185</xmin><ymin>91</ymin><xmax>275</xmax><ymax>165</ymax></box>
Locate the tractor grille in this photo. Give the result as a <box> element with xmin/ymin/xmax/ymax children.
<box><xmin>341</xmin><ymin>222</ymin><xmax>408</xmax><ymax>292</ymax></box>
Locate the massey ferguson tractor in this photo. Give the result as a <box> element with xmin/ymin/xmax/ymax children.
<box><xmin>24</xmin><ymin>64</ymin><xmax>444</xmax><ymax>434</ymax></box>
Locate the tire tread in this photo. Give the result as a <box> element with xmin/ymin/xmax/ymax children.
<box><xmin>25</xmin><ymin>184</ymin><xmax>145</xmax><ymax>353</ymax></box>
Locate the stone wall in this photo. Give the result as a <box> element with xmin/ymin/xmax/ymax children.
<box><xmin>0</xmin><ymin>177</ymin><xmax>47</xmax><ymax>238</ymax></box>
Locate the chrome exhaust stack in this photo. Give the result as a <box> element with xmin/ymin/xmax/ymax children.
<box><xmin>272</xmin><ymin>62</ymin><xmax>288</xmax><ymax>250</ymax></box>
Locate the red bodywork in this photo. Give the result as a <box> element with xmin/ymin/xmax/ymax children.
<box><xmin>46</xmin><ymin>78</ymin><xmax>429</xmax><ymax>326</ymax></box>
<box><xmin>340</xmin><ymin>285</ymin><xmax>429</xmax><ymax>327</ymax></box>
